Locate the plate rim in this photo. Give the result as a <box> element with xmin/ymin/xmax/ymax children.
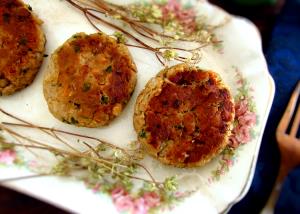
<box><xmin>0</xmin><ymin>0</ymin><xmax>276</xmax><ymax>213</ymax></box>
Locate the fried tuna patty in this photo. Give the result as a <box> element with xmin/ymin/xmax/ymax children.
<box><xmin>0</xmin><ymin>0</ymin><xmax>46</xmax><ymax>95</ymax></box>
<box><xmin>134</xmin><ymin>64</ymin><xmax>235</xmax><ymax>167</ymax></box>
<box><xmin>43</xmin><ymin>32</ymin><xmax>137</xmax><ymax>127</ymax></box>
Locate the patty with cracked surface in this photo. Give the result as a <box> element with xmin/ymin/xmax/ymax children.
<box><xmin>43</xmin><ymin>32</ymin><xmax>137</xmax><ymax>127</ymax></box>
<box><xmin>134</xmin><ymin>64</ymin><xmax>235</xmax><ymax>167</ymax></box>
<box><xmin>0</xmin><ymin>0</ymin><xmax>46</xmax><ymax>95</ymax></box>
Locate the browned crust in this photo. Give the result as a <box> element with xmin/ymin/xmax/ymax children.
<box><xmin>43</xmin><ymin>32</ymin><xmax>137</xmax><ymax>127</ymax></box>
<box><xmin>0</xmin><ymin>0</ymin><xmax>46</xmax><ymax>95</ymax></box>
<box><xmin>134</xmin><ymin>64</ymin><xmax>235</xmax><ymax>168</ymax></box>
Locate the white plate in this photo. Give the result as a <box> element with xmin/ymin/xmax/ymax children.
<box><xmin>0</xmin><ymin>0</ymin><xmax>275</xmax><ymax>213</ymax></box>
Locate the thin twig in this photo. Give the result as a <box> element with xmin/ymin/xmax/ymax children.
<box><xmin>1</xmin><ymin>120</ymin><xmax>129</xmax><ymax>157</ymax></box>
<box><xmin>64</xmin><ymin>0</ymin><xmax>226</xmax><ymax>66</ymax></box>
<box><xmin>0</xmin><ymin>107</ymin><xmax>161</xmax><ymax>185</ymax></box>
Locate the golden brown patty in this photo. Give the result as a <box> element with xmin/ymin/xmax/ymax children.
<box><xmin>43</xmin><ymin>32</ymin><xmax>137</xmax><ymax>127</ymax></box>
<box><xmin>134</xmin><ymin>64</ymin><xmax>235</xmax><ymax>167</ymax></box>
<box><xmin>0</xmin><ymin>0</ymin><xmax>46</xmax><ymax>95</ymax></box>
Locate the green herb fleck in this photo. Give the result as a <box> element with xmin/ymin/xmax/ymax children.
<box><xmin>0</xmin><ymin>141</ymin><xmax>15</xmax><ymax>151</ymax></box>
<box><xmin>51</xmin><ymin>160</ymin><xmax>70</xmax><ymax>176</ymax></box>
<box><xmin>100</xmin><ymin>183</ymin><xmax>113</xmax><ymax>193</ymax></box>
<box><xmin>113</xmin><ymin>32</ymin><xmax>127</xmax><ymax>44</ymax></box>
<box><xmin>105</xmin><ymin>65</ymin><xmax>113</xmax><ymax>73</ymax></box>
<box><xmin>100</xmin><ymin>95</ymin><xmax>109</xmax><ymax>104</ymax></box>
<box><xmin>82</xmin><ymin>82</ymin><xmax>91</xmax><ymax>92</ymax></box>
<box><xmin>143</xmin><ymin>182</ymin><xmax>158</xmax><ymax>192</ymax></box>
<box><xmin>121</xmin><ymin>177</ymin><xmax>134</xmax><ymax>191</ymax></box>
<box><xmin>233</xmin><ymin>120</ymin><xmax>239</xmax><ymax>128</ymax></box>
<box><xmin>163</xmin><ymin>176</ymin><xmax>178</xmax><ymax>192</ymax></box>
<box><xmin>95</xmin><ymin>144</ymin><xmax>107</xmax><ymax>152</ymax></box>
<box><xmin>139</xmin><ymin>129</ymin><xmax>147</xmax><ymax>138</ymax></box>
<box><xmin>162</xmin><ymin>49</ymin><xmax>178</xmax><ymax>61</ymax></box>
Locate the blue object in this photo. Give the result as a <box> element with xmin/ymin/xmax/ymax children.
<box><xmin>229</xmin><ymin>0</ymin><xmax>300</xmax><ymax>213</ymax></box>
<box><xmin>275</xmin><ymin>167</ymin><xmax>300</xmax><ymax>214</ymax></box>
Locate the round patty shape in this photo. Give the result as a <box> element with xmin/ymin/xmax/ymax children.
<box><xmin>134</xmin><ymin>64</ymin><xmax>235</xmax><ymax>167</ymax></box>
<box><xmin>43</xmin><ymin>32</ymin><xmax>137</xmax><ymax>127</ymax></box>
<box><xmin>0</xmin><ymin>0</ymin><xmax>46</xmax><ymax>96</ymax></box>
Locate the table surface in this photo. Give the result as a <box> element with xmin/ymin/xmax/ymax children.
<box><xmin>0</xmin><ymin>0</ymin><xmax>285</xmax><ymax>213</ymax></box>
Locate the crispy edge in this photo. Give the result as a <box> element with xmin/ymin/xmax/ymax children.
<box><xmin>0</xmin><ymin>2</ymin><xmax>46</xmax><ymax>95</ymax></box>
<box><xmin>43</xmin><ymin>32</ymin><xmax>137</xmax><ymax>127</ymax></box>
<box><xmin>133</xmin><ymin>63</ymin><xmax>235</xmax><ymax>167</ymax></box>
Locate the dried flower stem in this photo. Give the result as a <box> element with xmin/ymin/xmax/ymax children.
<box><xmin>0</xmin><ymin>127</ymin><xmax>158</xmax><ymax>184</ymax></box>
<box><xmin>65</xmin><ymin>0</ymin><xmax>226</xmax><ymax>65</ymax></box>
<box><xmin>3</xmin><ymin>122</ymin><xmax>130</xmax><ymax>157</ymax></box>
<box><xmin>0</xmin><ymin>108</ymin><xmax>159</xmax><ymax>186</ymax></box>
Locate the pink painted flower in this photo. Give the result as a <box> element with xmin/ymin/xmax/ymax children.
<box><xmin>143</xmin><ymin>192</ymin><xmax>161</xmax><ymax>208</ymax></box>
<box><xmin>162</xmin><ymin>0</ymin><xmax>181</xmax><ymax>15</ymax></box>
<box><xmin>176</xmin><ymin>9</ymin><xmax>197</xmax><ymax>33</ymax></box>
<box><xmin>235</xmin><ymin>125</ymin><xmax>251</xmax><ymax>144</ymax></box>
<box><xmin>111</xmin><ymin>187</ymin><xmax>126</xmax><ymax>200</ymax></box>
<box><xmin>223</xmin><ymin>157</ymin><xmax>233</xmax><ymax>167</ymax></box>
<box><xmin>229</xmin><ymin>99</ymin><xmax>256</xmax><ymax>147</ymax></box>
<box><xmin>0</xmin><ymin>150</ymin><xmax>16</xmax><ymax>165</ymax></box>
<box><xmin>235</xmin><ymin>99</ymin><xmax>248</xmax><ymax>117</ymax></box>
<box><xmin>111</xmin><ymin>187</ymin><xmax>136</xmax><ymax>212</ymax></box>
<box><xmin>111</xmin><ymin>187</ymin><xmax>162</xmax><ymax>213</ymax></box>
<box><xmin>230</xmin><ymin>124</ymin><xmax>251</xmax><ymax>146</ymax></box>
<box><xmin>238</xmin><ymin>111</ymin><xmax>256</xmax><ymax>126</ymax></box>
<box><xmin>229</xmin><ymin>135</ymin><xmax>239</xmax><ymax>148</ymax></box>
<box><xmin>132</xmin><ymin>198</ymin><xmax>148</xmax><ymax>214</ymax></box>
<box><xmin>162</xmin><ymin>0</ymin><xmax>197</xmax><ymax>33</ymax></box>
<box><xmin>114</xmin><ymin>195</ymin><xmax>135</xmax><ymax>212</ymax></box>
